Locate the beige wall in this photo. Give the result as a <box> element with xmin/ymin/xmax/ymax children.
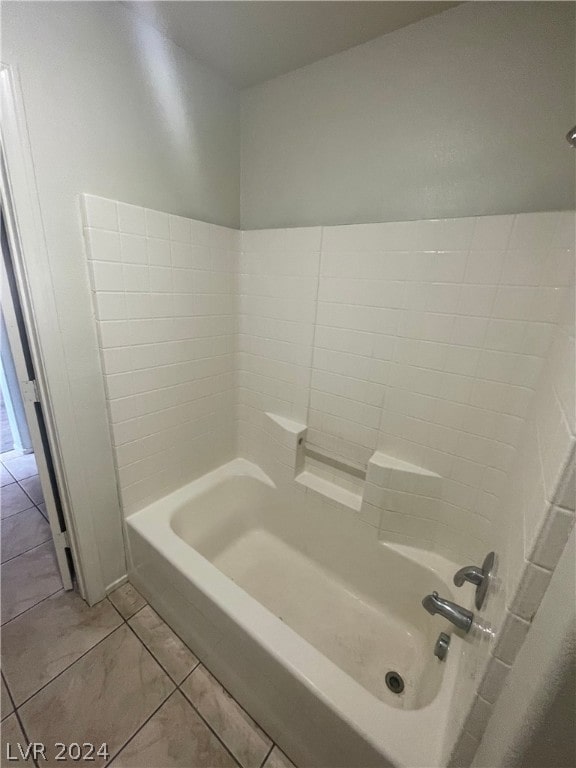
<box><xmin>241</xmin><ymin>2</ymin><xmax>575</xmax><ymax>229</ymax></box>
<box><xmin>1</xmin><ymin>1</ymin><xmax>240</xmax><ymax>598</ymax></box>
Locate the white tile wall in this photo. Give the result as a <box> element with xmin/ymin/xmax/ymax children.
<box><xmin>238</xmin><ymin>211</ymin><xmax>573</xmax><ymax>563</ymax></box>
<box><xmin>84</xmin><ymin>200</ymin><xmax>573</xmax><ymax>572</ymax></box>
<box><xmin>449</xmin><ymin>237</ymin><xmax>575</xmax><ymax>766</ymax></box>
<box><xmin>236</xmin><ymin>227</ymin><xmax>321</xmax><ymax>463</ymax></box>
<box><xmin>82</xmin><ymin>194</ymin><xmax>239</xmax><ymax>514</ymax></box>
<box><xmin>315</xmin><ymin>214</ymin><xmax>572</xmax><ymax>562</ymax></box>
<box><xmin>235</xmin><ymin>212</ymin><xmax>573</xmax><ymax>768</ymax></box>
<box><xmin>83</xmin><ymin>198</ymin><xmax>573</xmax><ymax>766</ymax></box>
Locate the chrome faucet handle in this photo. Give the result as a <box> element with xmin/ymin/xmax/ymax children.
<box><xmin>453</xmin><ymin>565</ymin><xmax>484</xmax><ymax>587</ymax></box>
<box><xmin>453</xmin><ymin>551</ymin><xmax>496</xmax><ymax>610</ymax></box>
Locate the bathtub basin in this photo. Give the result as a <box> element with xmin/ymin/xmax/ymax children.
<box><xmin>126</xmin><ymin>459</ymin><xmax>463</xmax><ymax>767</ymax></box>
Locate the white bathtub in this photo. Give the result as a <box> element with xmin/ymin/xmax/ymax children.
<box><xmin>126</xmin><ymin>459</ymin><xmax>464</xmax><ymax>767</ymax></box>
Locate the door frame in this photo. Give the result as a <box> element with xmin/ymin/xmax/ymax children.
<box><xmin>0</xmin><ymin>63</ymin><xmax>116</xmax><ymax>603</ymax></box>
<box><xmin>1</xmin><ymin>215</ymin><xmax>74</xmax><ymax>589</ymax></box>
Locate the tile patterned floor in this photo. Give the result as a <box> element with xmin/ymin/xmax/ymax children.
<box><xmin>0</xmin><ymin>452</ymin><xmax>63</xmax><ymax>627</ymax></box>
<box><xmin>1</xmin><ymin>574</ymin><xmax>297</xmax><ymax>768</ymax></box>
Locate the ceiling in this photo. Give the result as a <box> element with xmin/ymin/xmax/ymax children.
<box><xmin>126</xmin><ymin>2</ymin><xmax>460</xmax><ymax>89</ymax></box>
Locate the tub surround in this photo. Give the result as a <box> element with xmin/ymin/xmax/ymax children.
<box><xmin>83</xmin><ymin>196</ymin><xmax>574</xmax><ymax>766</ymax></box>
<box><xmin>238</xmin><ymin>211</ymin><xmax>573</xmax><ymax>566</ymax></box>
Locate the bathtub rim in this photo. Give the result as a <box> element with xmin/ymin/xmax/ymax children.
<box><xmin>126</xmin><ymin>457</ymin><xmax>464</xmax><ymax>768</ymax></box>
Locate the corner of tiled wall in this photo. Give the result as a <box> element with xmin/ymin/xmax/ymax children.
<box><xmin>81</xmin><ymin>196</ymin><xmax>574</xmax><ymax>767</ymax></box>
<box><xmin>448</xmin><ymin>221</ymin><xmax>575</xmax><ymax>766</ymax></box>
<box><xmin>81</xmin><ymin>193</ymin><xmax>240</xmax><ymax>514</ymax></box>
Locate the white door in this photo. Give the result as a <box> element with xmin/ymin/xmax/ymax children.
<box><xmin>1</xmin><ymin>211</ymin><xmax>74</xmax><ymax>590</ymax></box>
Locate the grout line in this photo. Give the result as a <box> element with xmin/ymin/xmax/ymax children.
<box><xmin>2</xmin><ymin>671</ymin><xmax>40</xmax><ymax>768</ymax></box>
<box><xmin>122</xmin><ymin>606</ymin><xmax>201</xmax><ymax>687</ymax></box>
<box><xmin>118</xmin><ymin>596</ymin><xmax>273</xmax><ymax>767</ymax></box>
<box><xmin>105</xmin><ymin>689</ymin><xmax>180</xmax><ymax>767</ymax></box>
<box><xmin>0</xmin><ymin>583</ymin><xmax>64</xmax><ymax>628</ymax></box>
<box><xmin>9</xmin><ymin>621</ymin><xmax>124</xmax><ymax>711</ymax></box>
<box><xmin>1</xmin><ymin>587</ymin><xmax>66</xmax><ymax>628</ymax></box>
<box><xmin>176</xmin><ymin>677</ymin><xmax>247</xmax><ymax>768</ymax></box>
<box><xmin>259</xmin><ymin>743</ymin><xmax>274</xmax><ymax>768</ymax></box>
<box><xmin>1</xmin><ymin>670</ymin><xmax>16</xmax><ymax>718</ymax></box>
<box><xmin>0</xmin><ymin>502</ymin><xmax>36</xmax><ymax>519</ymax></box>
<box><xmin>106</xmin><ymin>597</ymin><xmax>144</xmax><ymax>623</ymax></box>
<box><xmin>180</xmin><ymin>662</ymin><xmax>274</xmax><ymax>746</ymax></box>
<box><xmin>15</xmin><ymin>479</ymin><xmax>44</xmax><ymax>509</ymax></box>
<box><xmin>1</xmin><ymin>533</ymin><xmax>53</xmax><ymax>565</ymax></box>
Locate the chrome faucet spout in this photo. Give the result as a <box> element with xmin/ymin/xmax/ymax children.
<box><xmin>422</xmin><ymin>591</ymin><xmax>474</xmax><ymax>633</ymax></box>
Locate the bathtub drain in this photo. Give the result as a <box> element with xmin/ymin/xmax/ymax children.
<box><xmin>385</xmin><ymin>671</ymin><xmax>405</xmax><ymax>694</ymax></box>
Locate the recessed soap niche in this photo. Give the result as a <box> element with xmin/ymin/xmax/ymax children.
<box><xmin>263</xmin><ymin>412</ymin><xmax>443</xmax><ymax>549</ymax></box>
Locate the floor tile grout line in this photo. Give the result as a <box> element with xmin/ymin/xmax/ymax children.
<box><xmin>114</xmin><ymin>600</ymin><xmax>257</xmax><ymax>768</ymax></box>
<box><xmin>104</xmin><ymin>687</ymin><xmax>178</xmax><ymax>767</ymax></box>
<box><xmin>122</xmin><ymin>605</ymin><xmax>201</xmax><ymax>687</ymax></box>
<box><xmin>0</xmin><ymin>501</ymin><xmax>41</xmax><ymax>517</ymax></box>
<box><xmin>104</xmin><ymin>610</ymin><xmax>244</xmax><ymax>768</ymax></box>
<box><xmin>8</xmin><ymin>585</ymin><xmax>289</xmax><ymax>768</ymax></box>
<box><xmin>9</xmin><ymin>619</ymin><xmax>124</xmax><ymax>711</ymax></box>
<box><xmin>2</xmin><ymin>671</ymin><xmax>40</xmax><ymax>768</ymax></box>
<box><xmin>13</xmin><ymin>474</ymin><xmax>40</xmax><ymax>486</ymax></box>
<box><xmin>0</xmin><ymin>585</ymin><xmax>63</xmax><ymax>628</ymax></box>
<box><xmin>0</xmin><ymin>502</ymin><xmax>36</xmax><ymax>519</ymax></box>
<box><xmin>1</xmin><ymin>588</ymin><xmax>66</xmax><ymax>627</ymax></box>
<box><xmin>175</xmin><ymin>683</ymin><xmax>246</xmax><ymax>768</ymax></box>
<box><xmin>13</xmin><ymin>472</ymin><xmax>43</xmax><ymax>508</ymax></box>
<box><xmin>0</xmin><ymin>465</ymin><xmax>17</xmax><ymax>483</ymax></box>
<box><xmin>180</xmin><ymin>660</ymin><xmax>273</xmax><ymax>746</ymax></box>
<box><xmin>1</xmin><ymin>670</ymin><xmax>16</xmax><ymax>714</ymax></box>
<box><xmin>126</xmin><ymin>602</ymin><xmax>204</xmax><ymax>681</ymax></box>
<box><xmin>0</xmin><ymin>536</ymin><xmax>54</xmax><ymax>568</ymax></box>
<box><xmin>153</xmin><ymin>617</ymin><xmax>290</xmax><ymax>768</ymax></box>
<box><xmin>1</xmin><ymin>533</ymin><xmax>53</xmax><ymax>566</ymax></box>
<box><xmin>259</xmin><ymin>742</ymin><xmax>275</xmax><ymax>768</ymax></box>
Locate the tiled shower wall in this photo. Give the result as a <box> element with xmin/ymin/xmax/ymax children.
<box><xmin>238</xmin><ymin>212</ymin><xmax>574</xmax><ymax>562</ymax></box>
<box><xmin>448</xmin><ymin>286</ymin><xmax>575</xmax><ymax>767</ymax></box>
<box><xmin>82</xmin><ymin>195</ymin><xmax>239</xmax><ymax>514</ymax></box>
<box><xmin>82</xmin><ymin>197</ymin><xmax>573</xmax><ymax>571</ymax></box>
<box><xmin>81</xmin><ymin>196</ymin><xmax>573</xmax><ymax>766</ymax></box>
<box><xmin>237</xmin><ymin>227</ymin><xmax>322</xmax><ymax>437</ymax></box>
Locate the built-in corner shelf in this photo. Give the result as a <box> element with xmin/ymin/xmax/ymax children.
<box><xmin>367</xmin><ymin>451</ymin><xmax>441</xmax><ymax>489</ymax></box>
<box><xmin>262</xmin><ymin>412</ymin><xmax>442</xmax><ymax>521</ymax></box>
<box><xmin>295</xmin><ymin>469</ymin><xmax>362</xmax><ymax>512</ymax></box>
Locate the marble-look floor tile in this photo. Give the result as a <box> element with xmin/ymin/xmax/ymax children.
<box><xmin>2</xmin><ymin>590</ymin><xmax>122</xmax><ymax>705</ymax></box>
<box><xmin>108</xmin><ymin>582</ymin><xmax>146</xmax><ymax>619</ymax></box>
<box><xmin>263</xmin><ymin>746</ymin><xmax>296</xmax><ymax>768</ymax></box>
<box><xmin>1</xmin><ymin>676</ymin><xmax>13</xmax><ymax>720</ymax></box>
<box><xmin>128</xmin><ymin>606</ymin><xmax>198</xmax><ymax>684</ymax></box>
<box><xmin>0</xmin><ymin>466</ymin><xmax>14</xmax><ymax>487</ymax></box>
<box><xmin>37</xmin><ymin>502</ymin><xmax>48</xmax><ymax>521</ymax></box>
<box><xmin>2</xmin><ymin>454</ymin><xmax>37</xmax><ymax>482</ymax></box>
<box><xmin>1</xmin><ymin>541</ymin><xmax>62</xmax><ymax>624</ymax></box>
<box><xmin>0</xmin><ymin>451</ymin><xmax>20</xmax><ymax>463</ymax></box>
<box><xmin>1</xmin><ymin>484</ymin><xmax>34</xmax><ymax>518</ymax></box>
<box><xmin>19</xmin><ymin>625</ymin><xmax>174</xmax><ymax>767</ymax></box>
<box><xmin>18</xmin><ymin>475</ymin><xmax>44</xmax><ymax>506</ymax></box>
<box><xmin>182</xmin><ymin>665</ymin><xmax>271</xmax><ymax>768</ymax></box>
<box><xmin>1</xmin><ymin>714</ymin><xmax>26</xmax><ymax>766</ymax></box>
<box><xmin>113</xmin><ymin>691</ymin><xmax>237</xmax><ymax>768</ymax></box>
<box><xmin>1</xmin><ymin>507</ymin><xmax>51</xmax><ymax>563</ymax></box>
